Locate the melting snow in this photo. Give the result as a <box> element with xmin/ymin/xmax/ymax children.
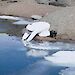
<box><xmin>44</xmin><ymin>51</ymin><xmax>75</xmax><ymax>67</ymax></box>
<box><xmin>0</xmin><ymin>15</ymin><xmax>23</xmax><ymax>20</ymax></box>
<box><xmin>26</xmin><ymin>49</ymin><xmax>48</xmax><ymax>57</ymax></box>
<box><xmin>13</xmin><ymin>20</ymin><xmax>33</xmax><ymax>25</ymax></box>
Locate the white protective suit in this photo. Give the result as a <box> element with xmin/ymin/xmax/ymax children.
<box><xmin>22</xmin><ymin>22</ymin><xmax>50</xmax><ymax>42</ymax></box>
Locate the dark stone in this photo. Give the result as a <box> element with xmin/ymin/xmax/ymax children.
<box><xmin>50</xmin><ymin>30</ymin><xmax>57</xmax><ymax>37</ymax></box>
<box><xmin>55</xmin><ymin>0</ymin><xmax>58</xmax><ymax>1</ymax></box>
<box><xmin>49</xmin><ymin>2</ymin><xmax>67</xmax><ymax>7</ymax></box>
<box><xmin>31</xmin><ymin>18</ymin><xmax>37</xmax><ymax>20</ymax></box>
<box><xmin>7</xmin><ymin>0</ymin><xmax>18</xmax><ymax>3</ymax></box>
<box><xmin>1</xmin><ymin>0</ymin><xmax>7</xmax><ymax>1</ymax></box>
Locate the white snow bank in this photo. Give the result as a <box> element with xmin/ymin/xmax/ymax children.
<box><xmin>0</xmin><ymin>33</ymin><xmax>8</xmax><ymax>36</ymax></box>
<box><xmin>26</xmin><ymin>49</ymin><xmax>48</xmax><ymax>57</ymax></box>
<box><xmin>59</xmin><ymin>68</ymin><xmax>75</xmax><ymax>75</ymax></box>
<box><xmin>22</xmin><ymin>41</ymin><xmax>75</xmax><ymax>50</ymax></box>
<box><xmin>13</xmin><ymin>20</ymin><xmax>33</xmax><ymax>25</ymax></box>
<box><xmin>0</xmin><ymin>15</ymin><xmax>23</xmax><ymax>20</ymax></box>
<box><xmin>44</xmin><ymin>51</ymin><xmax>75</xmax><ymax>67</ymax></box>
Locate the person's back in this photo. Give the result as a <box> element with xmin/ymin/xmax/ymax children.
<box><xmin>22</xmin><ymin>22</ymin><xmax>50</xmax><ymax>42</ymax></box>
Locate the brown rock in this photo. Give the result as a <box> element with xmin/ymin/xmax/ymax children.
<box><xmin>36</xmin><ymin>0</ymin><xmax>75</xmax><ymax>6</ymax></box>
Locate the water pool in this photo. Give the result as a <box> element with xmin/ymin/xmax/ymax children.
<box><xmin>0</xmin><ymin>19</ymin><xmax>75</xmax><ymax>75</ymax></box>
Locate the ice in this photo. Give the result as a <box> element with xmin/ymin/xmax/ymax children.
<box><xmin>44</xmin><ymin>51</ymin><xmax>75</xmax><ymax>67</ymax></box>
<box><xmin>23</xmin><ymin>41</ymin><xmax>75</xmax><ymax>50</ymax></box>
<box><xmin>59</xmin><ymin>68</ymin><xmax>75</xmax><ymax>75</ymax></box>
<box><xmin>26</xmin><ymin>49</ymin><xmax>48</xmax><ymax>57</ymax></box>
<box><xmin>0</xmin><ymin>15</ymin><xmax>23</xmax><ymax>20</ymax></box>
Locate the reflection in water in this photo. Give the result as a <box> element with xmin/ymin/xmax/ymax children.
<box><xmin>0</xmin><ymin>33</ymin><xmax>65</xmax><ymax>75</ymax></box>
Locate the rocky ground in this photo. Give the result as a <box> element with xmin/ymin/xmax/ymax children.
<box><xmin>0</xmin><ymin>0</ymin><xmax>62</xmax><ymax>17</ymax></box>
<box><xmin>41</xmin><ymin>6</ymin><xmax>75</xmax><ymax>40</ymax></box>
<box><xmin>0</xmin><ymin>0</ymin><xmax>75</xmax><ymax>41</ymax></box>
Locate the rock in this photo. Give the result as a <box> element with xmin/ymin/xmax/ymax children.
<box><xmin>36</xmin><ymin>0</ymin><xmax>75</xmax><ymax>6</ymax></box>
<box><xmin>36</xmin><ymin>0</ymin><xmax>50</xmax><ymax>4</ymax></box>
<box><xmin>7</xmin><ymin>0</ymin><xmax>18</xmax><ymax>3</ymax></box>
<box><xmin>0</xmin><ymin>1</ymin><xmax>51</xmax><ymax>18</ymax></box>
<box><xmin>0</xmin><ymin>0</ymin><xmax>62</xmax><ymax>18</ymax></box>
<box><xmin>41</xmin><ymin>6</ymin><xmax>75</xmax><ymax>40</ymax></box>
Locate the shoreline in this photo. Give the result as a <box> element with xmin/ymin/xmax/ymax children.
<box><xmin>0</xmin><ymin>0</ymin><xmax>75</xmax><ymax>43</ymax></box>
<box><xmin>0</xmin><ymin>15</ymin><xmax>75</xmax><ymax>43</ymax></box>
<box><xmin>34</xmin><ymin>35</ymin><xmax>75</xmax><ymax>43</ymax></box>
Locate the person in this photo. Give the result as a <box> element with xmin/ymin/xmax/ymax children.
<box><xmin>22</xmin><ymin>22</ymin><xmax>50</xmax><ymax>42</ymax></box>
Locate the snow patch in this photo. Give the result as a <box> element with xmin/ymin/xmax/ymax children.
<box><xmin>44</xmin><ymin>51</ymin><xmax>75</xmax><ymax>67</ymax></box>
<box><xmin>26</xmin><ymin>49</ymin><xmax>48</xmax><ymax>57</ymax></box>
<box><xmin>13</xmin><ymin>20</ymin><xmax>33</xmax><ymax>25</ymax></box>
<box><xmin>59</xmin><ymin>68</ymin><xmax>75</xmax><ymax>75</ymax></box>
<box><xmin>0</xmin><ymin>15</ymin><xmax>23</xmax><ymax>20</ymax></box>
<box><xmin>31</xmin><ymin>15</ymin><xmax>42</xmax><ymax>20</ymax></box>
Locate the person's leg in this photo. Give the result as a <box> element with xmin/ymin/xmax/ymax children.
<box><xmin>26</xmin><ymin>31</ymin><xmax>38</xmax><ymax>42</ymax></box>
<box><xmin>22</xmin><ymin>33</ymin><xmax>30</xmax><ymax>41</ymax></box>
